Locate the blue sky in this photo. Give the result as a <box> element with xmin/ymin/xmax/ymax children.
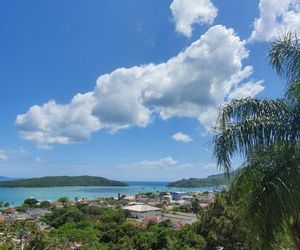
<box><xmin>0</xmin><ymin>0</ymin><xmax>299</xmax><ymax>181</ymax></box>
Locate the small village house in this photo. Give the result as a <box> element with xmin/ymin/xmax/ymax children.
<box><xmin>123</xmin><ymin>204</ymin><xmax>161</xmax><ymax>220</ymax></box>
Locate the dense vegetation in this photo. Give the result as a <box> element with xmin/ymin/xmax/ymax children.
<box><xmin>214</xmin><ymin>33</ymin><xmax>300</xmax><ymax>249</ymax></box>
<box><xmin>0</xmin><ymin>176</ymin><xmax>128</xmax><ymax>187</ymax></box>
<box><xmin>0</xmin><ymin>192</ymin><xmax>249</xmax><ymax>250</ymax></box>
<box><xmin>167</xmin><ymin>171</ymin><xmax>237</xmax><ymax>188</ymax></box>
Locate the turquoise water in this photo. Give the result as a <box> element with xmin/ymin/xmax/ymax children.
<box><xmin>0</xmin><ymin>182</ymin><xmax>217</xmax><ymax>206</ymax></box>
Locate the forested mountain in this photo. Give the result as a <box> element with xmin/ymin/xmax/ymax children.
<box><xmin>0</xmin><ymin>176</ymin><xmax>128</xmax><ymax>187</ymax></box>
<box><xmin>167</xmin><ymin>171</ymin><xmax>238</xmax><ymax>188</ymax></box>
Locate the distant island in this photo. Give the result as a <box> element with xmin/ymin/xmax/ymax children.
<box><xmin>0</xmin><ymin>176</ymin><xmax>128</xmax><ymax>187</ymax></box>
<box><xmin>0</xmin><ymin>176</ymin><xmax>13</xmax><ymax>181</ymax></box>
<box><xmin>167</xmin><ymin>171</ymin><xmax>238</xmax><ymax>188</ymax></box>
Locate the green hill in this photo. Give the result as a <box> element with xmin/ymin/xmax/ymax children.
<box><xmin>0</xmin><ymin>176</ymin><xmax>13</xmax><ymax>181</ymax></box>
<box><xmin>167</xmin><ymin>171</ymin><xmax>238</xmax><ymax>188</ymax></box>
<box><xmin>0</xmin><ymin>176</ymin><xmax>128</xmax><ymax>187</ymax></box>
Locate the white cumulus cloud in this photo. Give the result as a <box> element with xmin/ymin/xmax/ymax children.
<box><xmin>170</xmin><ymin>0</ymin><xmax>218</xmax><ymax>37</ymax></box>
<box><xmin>249</xmin><ymin>0</ymin><xmax>300</xmax><ymax>42</ymax></box>
<box><xmin>172</xmin><ymin>132</ymin><xmax>193</xmax><ymax>143</ymax></box>
<box><xmin>228</xmin><ymin>80</ymin><xmax>265</xmax><ymax>100</ymax></box>
<box><xmin>16</xmin><ymin>25</ymin><xmax>264</xmax><ymax>147</ymax></box>
<box><xmin>16</xmin><ymin>92</ymin><xmax>101</xmax><ymax>148</ymax></box>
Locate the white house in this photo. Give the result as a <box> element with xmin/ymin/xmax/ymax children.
<box><xmin>123</xmin><ymin>204</ymin><xmax>161</xmax><ymax>219</ymax></box>
<box><xmin>161</xmin><ymin>193</ymin><xmax>172</xmax><ymax>204</ymax></box>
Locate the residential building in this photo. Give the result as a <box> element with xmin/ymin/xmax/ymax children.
<box><xmin>123</xmin><ymin>204</ymin><xmax>161</xmax><ymax>219</ymax></box>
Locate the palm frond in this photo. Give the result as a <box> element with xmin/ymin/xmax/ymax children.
<box><xmin>269</xmin><ymin>32</ymin><xmax>300</xmax><ymax>84</ymax></box>
<box><xmin>286</xmin><ymin>81</ymin><xmax>300</xmax><ymax>104</ymax></box>
<box><xmin>214</xmin><ymin>98</ymin><xmax>295</xmax><ymax>173</ymax></box>
<box><xmin>231</xmin><ymin>145</ymin><xmax>300</xmax><ymax>249</ymax></box>
<box><xmin>217</xmin><ymin>98</ymin><xmax>288</xmax><ymax>129</ymax></box>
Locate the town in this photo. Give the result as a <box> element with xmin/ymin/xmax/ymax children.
<box><xmin>0</xmin><ymin>191</ymin><xmax>216</xmax><ymax>249</ymax></box>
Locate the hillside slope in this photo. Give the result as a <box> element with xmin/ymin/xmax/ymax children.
<box><xmin>0</xmin><ymin>175</ymin><xmax>128</xmax><ymax>187</ymax></box>
<box><xmin>167</xmin><ymin>171</ymin><xmax>238</xmax><ymax>188</ymax></box>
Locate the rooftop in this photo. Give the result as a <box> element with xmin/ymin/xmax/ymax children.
<box><xmin>123</xmin><ymin>205</ymin><xmax>161</xmax><ymax>212</ymax></box>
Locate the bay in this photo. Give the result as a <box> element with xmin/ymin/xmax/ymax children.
<box><xmin>0</xmin><ymin>181</ymin><xmax>217</xmax><ymax>206</ymax></box>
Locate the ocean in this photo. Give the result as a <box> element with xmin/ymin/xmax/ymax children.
<box><xmin>0</xmin><ymin>181</ymin><xmax>217</xmax><ymax>206</ymax></box>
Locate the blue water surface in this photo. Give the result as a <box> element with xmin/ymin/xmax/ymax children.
<box><xmin>0</xmin><ymin>182</ymin><xmax>217</xmax><ymax>206</ymax></box>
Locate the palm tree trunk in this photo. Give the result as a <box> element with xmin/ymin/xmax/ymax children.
<box><xmin>292</xmin><ymin>223</ymin><xmax>300</xmax><ymax>250</ymax></box>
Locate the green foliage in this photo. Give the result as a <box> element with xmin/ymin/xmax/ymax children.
<box><xmin>177</xmin><ymin>226</ymin><xmax>207</xmax><ymax>249</ymax></box>
<box><xmin>0</xmin><ymin>243</ymin><xmax>14</xmax><ymax>250</ymax></box>
<box><xmin>167</xmin><ymin>171</ymin><xmax>237</xmax><ymax>187</ymax></box>
<box><xmin>138</xmin><ymin>192</ymin><xmax>157</xmax><ymax>198</ymax></box>
<box><xmin>15</xmin><ymin>203</ymin><xmax>29</xmax><ymax>212</ymax></box>
<box><xmin>51</xmin><ymin>222</ymin><xmax>100</xmax><ymax>248</ymax></box>
<box><xmin>269</xmin><ymin>32</ymin><xmax>300</xmax><ymax>85</ymax></box>
<box><xmin>192</xmin><ymin>192</ymin><xmax>248</xmax><ymax>250</ymax></box>
<box><xmin>191</xmin><ymin>198</ymin><xmax>200</xmax><ymax>214</ymax></box>
<box><xmin>0</xmin><ymin>175</ymin><xmax>128</xmax><ymax>187</ymax></box>
<box><xmin>213</xmin><ymin>32</ymin><xmax>300</xmax><ymax>249</ymax></box>
<box><xmin>231</xmin><ymin>144</ymin><xmax>300</xmax><ymax>249</ymax></box>
<box><xmin>0</xmin><ymin>221</ymin><xmax>63</xmax><ymax>250</ymax></box>
<box><xmin>214</xmin><ymin>97</ymin><xmax>290</xmax><ymax>173</ymax></box>
<box><xmin>0</xmin><ymin>192</ymin><xmax>248</xmax><ymax>250</ymax></box>
<box><xmin>25</xmin><ymin>233</ymin><xmax>62</xmax><ymax>250</ymax></box>
<box><xmin>23</xmin><ymin>198</ymin><xmax>38</xmax><ymax>207</ymax></box>
<box><xmin>44</xmin><ymin>205</ymin><xmax>86</xmax><ymax>228</ymax></box>
<box><xmin>39</xmin><ymin>200</ymin><xmax>51</xmax><ymax>208</ymax></box>
<box><xmin>172</xmin><ymin>205</ymin><xmax>191</xmax><ymax>213</ymax></box>
<box><xmin>57</xmin><ymin>196</ymin><xmax>68</xmax><ymax>204</ymax></box>
<box><xmin>3</xmin><ymin>203</ymin><xmax>9</xmax><ymax>208</ymax></box>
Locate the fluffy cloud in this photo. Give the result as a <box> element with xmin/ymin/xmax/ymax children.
<box><xmin>16</xmin><ymin>92</ymin><xmax>101</xmax><ymax>148</ymax></box>
<box><xmin>118</xmin><ymin>157</ymin><xmax>178</xmax><ymax>171</ymax></box>
<box><xmin>0</xmin><ymin>150</ymin><xmax>8</xmax><ymax>162</ymax></box>
<box><xmin>250</xmin><ymin>0</ymin><xmax>300</xmax><ymax>41</ymax></box>
<box><xmin>172</xmin><ymin>132</ymin><xmax>193</xmax><ymax>143</ymax></box>
<box><xmin>0</xmin><ymin>147</ymin><xmax>30</xmax><ymax>163</ymax></box>
<box><xmin>170</xmin><ymin>0</ymin><xmax>218</xmax><ymax>37</ymax></box>
<box><xmin>228</xmin><ymin>80</ymin><xmax>264</xmax><ymax>100</ymax></box>
<box><xmin>116</xmin><ymin>157</ymin><xmax>218</xmax><ymax>181</ymax></box>
<box><xmin>16</xmin><ymin>25</ymin><xmax>264</xmax><ymax>147</ymax></box>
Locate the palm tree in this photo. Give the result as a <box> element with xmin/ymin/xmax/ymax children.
<box><xmin>230</xmin><ymin>144</ymin><xmax>300</xmax><ymax>249</ymax></box>
<box><xmin>214</xmin><ymin>33</ymin><xmax>300</xmax><ymax>249</ymax></box>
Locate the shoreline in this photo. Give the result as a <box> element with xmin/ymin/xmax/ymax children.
<box><xmin>0</xmin><ymin>184</ymin><xmax>219</xmax><ymax>206</ymax></box>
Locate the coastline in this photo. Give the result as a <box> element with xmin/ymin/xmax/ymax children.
<box><xmin>0</xmin><ymin>182</ymin><xmax>219</xmax><ymax>206</ymax></box>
